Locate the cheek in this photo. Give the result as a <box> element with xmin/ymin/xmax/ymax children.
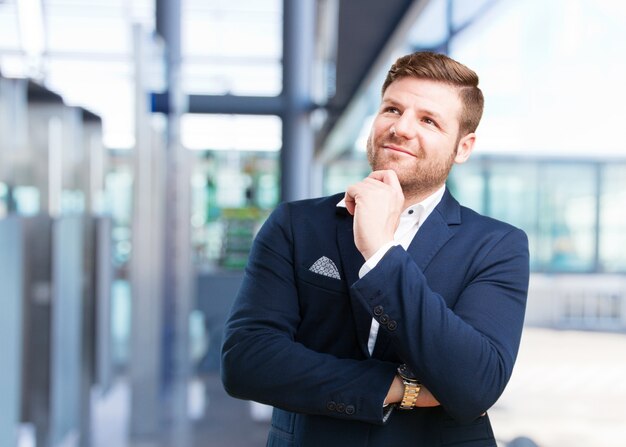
<box><xmin>371</xmin><ymin>124</ymin><xmax>386</xmax><ymax>141</ymax></box>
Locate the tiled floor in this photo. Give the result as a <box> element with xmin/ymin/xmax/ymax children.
<box><xmin>489</xmin><ymin>327</ymin><xmax>626</xmax><ymax>447</ymax></box>
<box><xmin>193</xmin><ymin>372</ymin><xmax>269</xmax><ymax>447</ymax></box>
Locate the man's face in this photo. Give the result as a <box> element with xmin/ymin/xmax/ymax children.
<box><xmin>367</xmin><ymin>77</ymin><xmax>475</xmax><ymax>199</ymax></box>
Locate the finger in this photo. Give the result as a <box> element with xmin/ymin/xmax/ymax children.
<box><xmin>344</xmin><ymin>196</ymin><xmax>355</xmax><ymax>215</ymax></box>
<box><xmin>369</xmin><ymin>170</ymin><xmax>402</xmax><ymax>191</ymax></box>
<box><xmin>344</xmin><ymin>188</ymin><xmax>357</xmax><ymax>215</ymax></box>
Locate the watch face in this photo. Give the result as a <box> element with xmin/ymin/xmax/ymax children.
<box><xmin>398</xmin><ymin>363</ymin><xmax>417</xmax><ymax>380</ymax></box>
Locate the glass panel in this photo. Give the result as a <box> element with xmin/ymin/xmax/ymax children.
<box><xmin>451</xmin><ymin>0</ymin><xmax>497</xmax><ymax>29</ymax></box>
<box><xmin>190</xmin><ymin>150</ymin><xmax>278</xmax><ymax>268</ymax></box>
<box><xmin>13</xmin><ymin>186</ymin><xmax>40</xmax><ymax>215</ymax></box>
<box><xmin>323</xmin><ymin>157</ymin><xmax>369</xmax><ymax>197</ymax></box>
<box><xmin>0</xmin><ymin>182</ymin><xmax>7</xmax><ymax>217</ymax></box>
<box><xmin>181</xmin><ymin>114</ymin><xmax>281</xmax><ymax>151</ymax></box>
<box><xmin>452</xmin><ymin>159</ymin><xmax>602</xmax><ymax>273</ymax></box>
<box><xmin>46</xmin><ymin>16</ymin><xmax>130</xmax><ymax>54</ymax></box>
<box><xmin>0</xmin><ymin>2</ymin><xmax>21</xmax><ymax>50</ymax></box>
<box><xmin>450</xmin><ymin>0</ymin><xmax>626</xmax><ymax>158</ymax></box>
<box><xmin>0</xmin><ymin>217</ymin><xmax>23</xmax><ymax>447</ymax></box>
<box><xmin>486</xmin><ymin>161</ymin><xmax>540</xmax><ymax>269</ymax></box>
<box><xmin>534</xmin><ymin>164</ymin><xmax>596</xmax><ymax>272</ymax></box>
<box><xmin>488</xmin><ymin>161</ymin><xmax>539</xmax><ymax>231</ymax></box>
<box><xmin>447</xmin><ymin>159</ymin><xmax>486</xmax><ymax>215</ymax></box>
<box><xmin>599</xmin><ymin>164</ymin><xmax>626</xmax><ymax>272</ymax></box>
<box><xmin>406</xmin><ymin>0</ymin><xmax>449</xmax><ymax>49</ymax></box>
<box><xmin>182</xmin><ymin>0</ymin><xmax>282</xmax><ymax>96</ymax></box>
<box><xmin>182</xmin><ymin>60</ymin><xmax>281</xmax><ymax>96</ymax></box>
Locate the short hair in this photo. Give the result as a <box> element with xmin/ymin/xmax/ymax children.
<box><xmin>381</xmin><ymin>51</ymin><xmax>484</xmax><ymax>135</ymax></box>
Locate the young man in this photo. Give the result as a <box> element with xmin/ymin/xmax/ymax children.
<box><xmin>221</xmin><ymin>52</ymin><xmax>529</xmax><ymax>446</ymax></box>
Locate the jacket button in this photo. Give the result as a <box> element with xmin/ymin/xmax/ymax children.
<box><xmin>327</xmin><ymin>401</ymin><xmax>336</xmax><ymax>411</ymax></box>
<box><xmin>345</xmin><ymin>405</ymin><xmax>355</xmax><ymax>415</ymax></box>
<box><xmin>373</xmin><ymin>305</ymin><xmax>384</xmax><ymax>316</ymax></box>
<box><xmin>387</xmin><ymin>320</ymin><xmax>397</xmax><ymax>331</ymax></box>
<box><xmin>336</xmin><ymin>403</ymin><xmax>346</xmax><ymax>413</ymax></box>
<box><xmin>380</xmin><ymin>314</ymin><xmax>389</xmax><ymax>324</ymax></box>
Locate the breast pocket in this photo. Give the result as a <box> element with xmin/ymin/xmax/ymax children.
<box><xmin>295</xmin><ymin>263</ymin><xmax>356</xmax><ymax>355</ymax></box>
<box><xmin>297</xmin><ymin>263</ymin><xmax>347</xmax><ymax>295</ymax></box>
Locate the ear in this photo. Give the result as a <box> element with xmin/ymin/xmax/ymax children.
<box><xmin>454</xmin><ymin>132</ymin><xmax>476</xmax><ymax>165</ymax></box>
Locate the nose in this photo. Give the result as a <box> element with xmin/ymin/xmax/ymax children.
<box><xmin>392</xmin><ymin>111</ymin><xmax>418</xmax><ymax>139</ymax></box>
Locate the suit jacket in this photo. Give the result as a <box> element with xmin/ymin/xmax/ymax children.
<box><xmin>221</xmin><ymin>189</ymin><xmax>529</xmax><ymax>447</ymax></box>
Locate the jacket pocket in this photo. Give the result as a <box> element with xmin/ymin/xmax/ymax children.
<box><xmin>297</xmin><ymin>264</ymin><xmax>347</xmax><ymax>294</ymax></box>
<box><xmin>440</xmin><ymin>414</ymin><xmax>495</xmax><ymax>446</ymax></box>
<box><xmin>267</xmin><ymin>409</ymin><xmax>296</xmax><ymax>447</ymax></box>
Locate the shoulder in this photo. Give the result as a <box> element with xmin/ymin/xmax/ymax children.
<box><xmin>272</xmin><ymin>192</ymin><xmax>346</xmax><ymax>222</ymax></box>
<box><xmin>262</xmin><ymin>192</ymin><xmax>345</xmax><ymax>232</ymax></box>
<box><xmin>460</xmin><ymin>205</ymin><xmax>520</xmax><ymax>232</ymax></box>
<box><xmin>438</xmin><ymin>189</ymin><xmax>524</xmax><ymax>236</ymax></box>
<box><xmin>457</xmin><ymin>205</ymin><xmax>529</xmax><ymax>259</ymax></box>
<box><xmin>439</xmin><ymin>190</ymin><xmax>527</xmax><ymax>246</ymax></box>
<box><xmin>283</xmin><ymin>192</ymin><xmax>345</xmax><ymax>213</ymax></box>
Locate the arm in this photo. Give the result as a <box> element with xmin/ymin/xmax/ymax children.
<box><xmin>220</xmin><ymin>203</ymin><xmax>398</xmax><ymax>424</ymax></box>
<box><xmin>354</xmin><ymin>229</ymin><xmax>529</xmax><ymax>423</ymax></box>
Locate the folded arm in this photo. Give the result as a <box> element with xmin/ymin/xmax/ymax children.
<box><xmin>352</xmin><ymin>228</ymin><xmax>529</xmax><ymax>423</ymax></box>
<box><xmin>221</xmin><ymin>203</ymin><xmax>398</xmax><ymax>425</ymax></box>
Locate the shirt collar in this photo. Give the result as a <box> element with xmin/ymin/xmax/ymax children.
<box><xmin>336</xmin><ymin>183</ymin><xmax>446</xmax><ymax>220</ymax></box>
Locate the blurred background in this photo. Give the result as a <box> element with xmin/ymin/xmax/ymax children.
<box><xmin>1</xmin><ymin>0</ymin><xmax>626</xmax><ymax>446</ymax></box>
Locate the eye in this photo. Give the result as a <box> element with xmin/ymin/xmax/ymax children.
<box><xmin>422</xmin><ymin>117</ymin><xmax>438</xmax><ymax>127</ymax></box>
<box><xmin>383</xmin><ymin>106</ymin><xmax>400</xmax><ymax>114</ymax></box>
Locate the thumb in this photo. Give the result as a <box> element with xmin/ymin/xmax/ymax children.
<box><xmin>343</xmin><ymin>192</ymin><xmax>355</xmax><ymax>215</ymax></box>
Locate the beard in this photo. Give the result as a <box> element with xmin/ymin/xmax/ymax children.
<box><xmin>366</xmin><ymin>134</ymin><xmax>456</xmax><ymax>199</ymax></box>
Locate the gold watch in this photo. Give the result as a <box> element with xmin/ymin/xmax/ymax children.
<box><xmin>397</xmin><ymin>364</ymin><xmax>421</xmax><ymax>410</ymax></box>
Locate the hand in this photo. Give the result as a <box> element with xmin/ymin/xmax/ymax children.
<box><xmin>344</xmin><ymin>170</ymin><xmax>405</xmax><ymax>260</ymax></box>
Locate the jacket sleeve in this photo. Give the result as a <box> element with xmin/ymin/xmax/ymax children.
<box><xmin>351</xmin><ymin>226</ymin><xmax>529</xmax><ymax>424</ymax></box>
<box><xmin>220</xmin><ymin>203</ymin><xmax>398</xmax><ymax>424</ymax></box>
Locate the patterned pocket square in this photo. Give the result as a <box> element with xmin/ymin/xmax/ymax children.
<box><xmin>309</xmin><ymin>256</ymin><xmax>341</xmax><ymax>280</ymax></box>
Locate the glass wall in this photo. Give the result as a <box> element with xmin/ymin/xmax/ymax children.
<box><xmin>324</xmin><ymin>156</ymin><xmax>626</xmax><ymax>274</ymax></box>
<box><xmin>599</xmin><ymin>164</ymin><xmax>626</xmax><ymax>272</ymax></box>
<box><xmin>448</xmin><ymin>158</ymin><xmax>626</xmax><ymax>274</ymax></box>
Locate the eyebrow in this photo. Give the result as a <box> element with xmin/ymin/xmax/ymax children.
<box><xmin>381</xmin><ymin>97</ymin><xmax>446</xmax><ymax>123</ymax></box>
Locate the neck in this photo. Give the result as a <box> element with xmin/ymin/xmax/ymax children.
<box><xmin>402</xmin><ymin>184</ymin><xmax>444</xmax><ymax>209</ymax></box>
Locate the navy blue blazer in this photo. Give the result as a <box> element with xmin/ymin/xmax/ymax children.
<box><xmin>221</xmin><ymin>189</ymin><xmax>529</xmax><ymax>446</ymax></box>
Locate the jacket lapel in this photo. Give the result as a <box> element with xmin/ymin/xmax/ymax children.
<box><xmin>336</xmin><ymin>207</ymin><xmax>372</xmax><ymax>358</ymax></box>
<box><xmin>406</xmin><ymin>189</ymin><xmax>461</xmax><ymax>271</ymax></box>
<box><xmin>373</xmin><ymin>189</ymin><xmax>462</xmax><ymax>359</ymax></box>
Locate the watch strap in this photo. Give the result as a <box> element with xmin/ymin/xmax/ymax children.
<box><xmin>398</xmin><ymin>378</ymin><xmax>421</xmax><ymax>410</ymax></box>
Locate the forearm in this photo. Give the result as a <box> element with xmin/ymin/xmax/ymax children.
<box><xmin>353</xmin><ymin>232</ymin><xmax>529</xmax><ymax>422</ymax></box>
<box><xmin>222</xmin><ymin>322</ymin><xmax>398</xmax><ymax>424</ymax></box>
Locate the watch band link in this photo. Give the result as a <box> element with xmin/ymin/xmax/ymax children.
<box><xmin>399</xmin><ymin>380</ymin><xmax>421</xmax><ymax>410</ymax></box>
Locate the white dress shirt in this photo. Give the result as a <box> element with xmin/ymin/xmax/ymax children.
<box><xmin>337</xmin><ymin>184</ymin><xmax>446</xmax><ymax>355</ymax></box>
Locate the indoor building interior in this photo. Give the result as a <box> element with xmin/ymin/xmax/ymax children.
<box><xmin>1</xmin><ymin>0</ymin><xmax>626</xmax><ymax>446</ymax></box>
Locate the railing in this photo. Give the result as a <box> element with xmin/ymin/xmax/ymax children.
<box><xmin>525</xmin><ymin>274</ymin><xmax>626</xmax><ymax>331</ymax></box>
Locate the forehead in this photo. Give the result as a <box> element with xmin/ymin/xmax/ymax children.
<box><xmin>382</xmin><ymin>77</ymin><xmax>462</xmax><ymax>119</ymax></box>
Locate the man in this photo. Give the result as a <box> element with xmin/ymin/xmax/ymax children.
<box><xmin>221</xmin><ymin>51</ymin><xmax>529</xmax><ymax>446</ymax></box>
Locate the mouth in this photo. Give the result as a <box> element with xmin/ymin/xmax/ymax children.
<box><xmin>383</xmin><ymin>144</ymin><xmax>416</xmax><ymax>157</ymax></box>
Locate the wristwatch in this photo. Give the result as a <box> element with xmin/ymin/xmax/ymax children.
<box><xmin>397</xmin><ymin>364</ymin><xmax>421</xmax><ymax>410</ymax></box>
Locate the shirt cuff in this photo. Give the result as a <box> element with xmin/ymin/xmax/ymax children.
<box><xmin>358</xmin><ymin>241</ymin><xmax>397</xmax><ymax>278</ymax></box>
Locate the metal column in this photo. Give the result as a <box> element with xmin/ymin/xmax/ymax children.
<box><xmin>130</xmin><ymin>24</ymin><xmax>165</xmax><ymax>441</ymax></box>
<box><xmin>158</xmin><ymin>0</ymin><xmax>193</xmax><ymax>444</ymax></box>
<box><xmin>281</xmin><ymin>0</ymin><xmax>317</xmax><ymax>202</ymax></box>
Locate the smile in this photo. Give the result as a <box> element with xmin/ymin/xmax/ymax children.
<box><xmin>383</xmin><ymin>144</ymin><xmax>416</xmax><ymax>157</ymax></box>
